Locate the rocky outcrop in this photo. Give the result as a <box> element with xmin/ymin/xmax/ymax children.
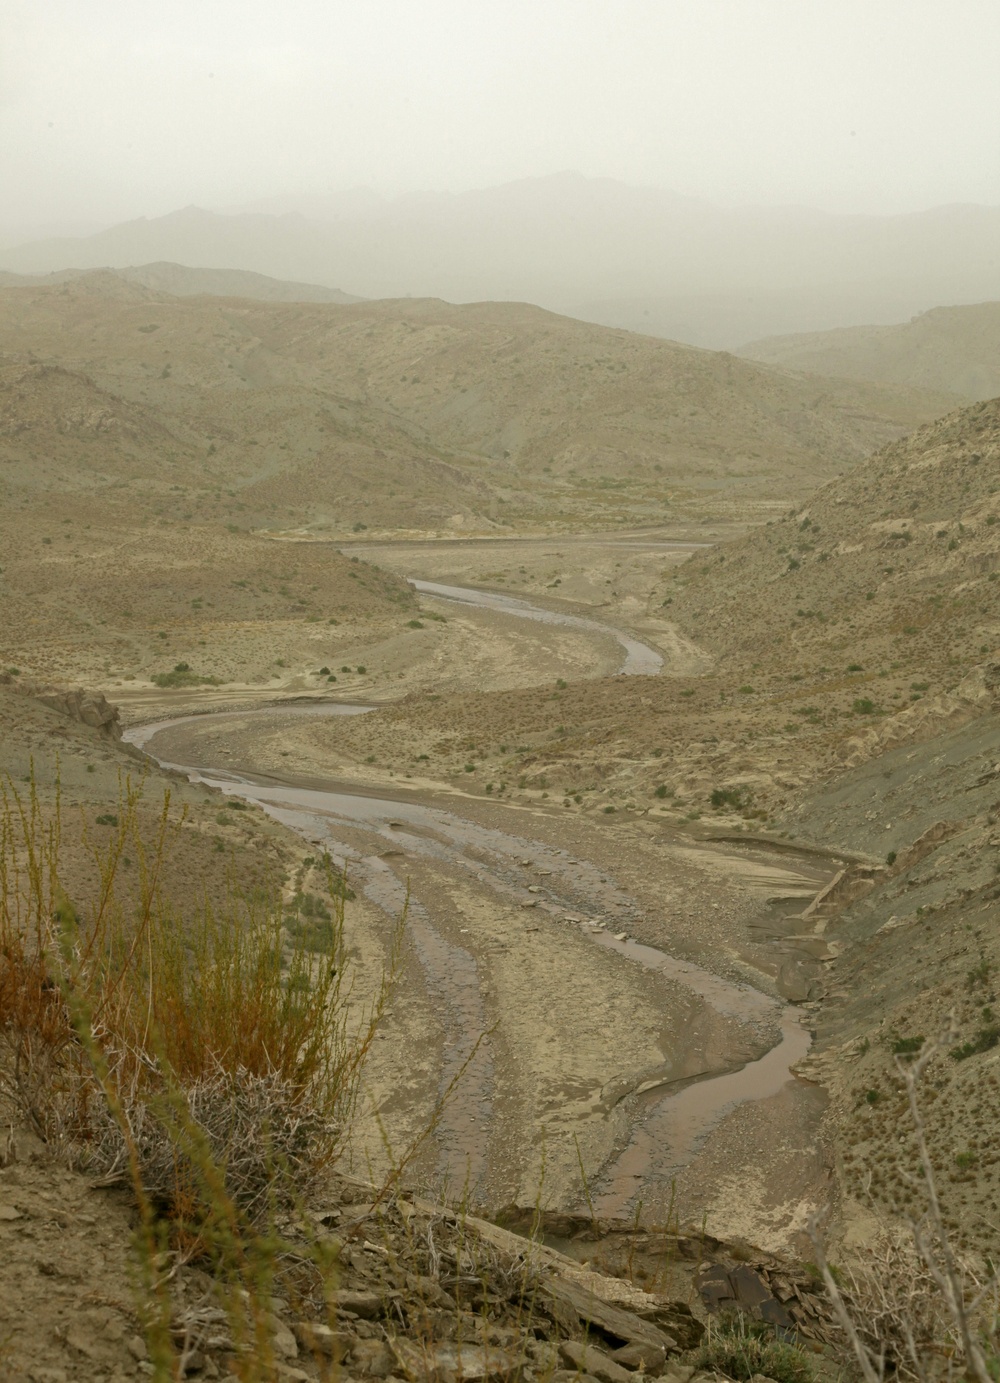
<box><xmin>836</xmin><ymin>662</ymin><xmax>1000</xmax><ymax>770</ymax></box>
<box><xmin>33</xmin><ymin>686</ymin><xmax>122</xmax><ymax>740</ymax></box>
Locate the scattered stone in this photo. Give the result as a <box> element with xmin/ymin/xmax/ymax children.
<box><xmin>266</xmin><ymin>1314</ymin><xmax>299</xmax><ymax>1359</ymax></box>
<box><xmin>611</xmin><ymin>1340</ymin><xmax>667</xmax><ymax>1375</ymax></box>
<box><xmin>293</xmin><ymin>1321</ymin><xmax>347</xmax><ymax>1359</ymax></box>
<box><xmin>0</xmin><ymin>1205</ymin><xmax>23</xmax><ymax>1221</ymax></box>
<box><xmin>527</xmin><ymin>1341</ymin><xmax>560</xmax><ymax>1372</ymax></box>
<box><xmin>351</xmin><ymin>1338</ymin><xmax>395</xmax><ymax>1377</ymax></box>
<box><xmin>559</xmin><ymin>1340</ymin><xmax>633</xmax><ymax>1383</ymax></box>
<box><xmin>391</xmin><ymin>1339</ymin><xmax>522</xmax><ymax>1381</ymax></box>
<box><xmin>543</xmin><ymin>1278</ymin><xmax>678</xmax><ymax>1355</ymax></box>
<box><xmin>637</xmin><ymin>1303</ymin><xmax>703</xmax><ymax>1352</ymax></box>
<box><xmin>127</xmin><ymin>1334</ymin><xmax>149</xmax><ymax>1361</ymax></box>
<box><xmin>329</xmin><ymin>1288</ymin><xmax>384</xmax><ymax>1319</ymax></box>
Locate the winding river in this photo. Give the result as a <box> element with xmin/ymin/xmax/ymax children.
<box><xmin>124</xmin><ymin>580</ymin><xmax>819</xmax><ymax>1217</ymax></box>
<box><xmin>407</xmin><ymin>580</ymin><xmax>664</xmax><ymax>676</ymax></box>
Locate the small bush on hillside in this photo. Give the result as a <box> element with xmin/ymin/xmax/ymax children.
<box><xmin>950</xmin><ymin>1026</ymin><xmax>1000</xmax><ymax>1061</ymax></box>
<box><xmin>966</xmin><ymin>960</ymin><xmax>991</xmax><ymax>989</ymax></box>
<box><xmin>151</xmin><ymin>667</ymin><xmax>223</xmax><ymax>689</ymax></box>
<box><xmin>695</xmin><ymin>1313</ymin><xmax>813</xmax><ymax>1382</ymax></box>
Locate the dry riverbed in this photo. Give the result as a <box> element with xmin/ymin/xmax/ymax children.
<box><xmin>128</xmin><ymin>700</ymin><xmax>839</xmax><ymax>1255</ymax></box>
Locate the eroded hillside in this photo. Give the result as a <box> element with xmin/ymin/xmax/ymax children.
<box><xmin>740</xmin><ymin>300</ymin><xmax>1000</xmax><ymax>402</ymax></box>
<box><xmin>0</xmin><ymin>274</ymin><xmax>956</xmax><ymax>539</ymax></box>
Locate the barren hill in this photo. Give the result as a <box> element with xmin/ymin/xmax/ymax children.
<box><xmin>739</xmin><ymin>301</ymin><xmax>1000</xmax><ymax>401</ymax></box>
<box><xmin>0</xmin><ymin>277</ymin><xmax>956</xmax><ymax>536</ymax></box>
<box><xmin>0</xmin><ymin>259</ymin><xmax>361</xmax><ymax>304</ymax></box>
<box><xmin>669</xmin><ymin>396</ymin><xmax>1000</xmax><ymax>682</ymax></box>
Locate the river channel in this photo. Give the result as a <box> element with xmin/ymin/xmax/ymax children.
<box><xmin>124</xmin><ymin>580</ymin><xmax>824</xmax><ymax>1221</ymax></box>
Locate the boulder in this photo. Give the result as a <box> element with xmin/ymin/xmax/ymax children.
<box><xmin>35</xmin><ymin>687</ymin><xmax>122</xmax><ymax>740</ymax></box>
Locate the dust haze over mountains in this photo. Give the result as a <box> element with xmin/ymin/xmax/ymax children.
<box><xmin>5</xmin><ymin>178</ymin><xmax>1000</xmax><ymax>350</ymax></box>
<box><xmin>4</xmin><ymin>1</ymin><xmax>1000</xmax><ymax>348</ymax></box>
<box><xmin>6</xmin><ymin>7</ymin><xmax>1000</xmax><ymax>1365</ymax></box>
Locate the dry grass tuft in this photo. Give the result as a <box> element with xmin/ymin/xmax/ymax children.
<box><xmin>0</xmin><ymin>768</ymin><xmax>398</xmax><ymax>1378</ymax></box>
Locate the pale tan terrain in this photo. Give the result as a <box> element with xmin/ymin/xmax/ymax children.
<box><xmin>2</xmin><ymin>274</ymin><xmax>1000</xmax><ymax>1376</ymax></box>
<box><xmin>0</xmin><ymin>273</ymin><xmax>957</xmax><ymax>541</ymax></box>
<box><xmin>740</xmin><ymin>300</ymin><xmax>1000</xmax><ymax>401</ymax></box>
<box><xmin>0</xmin><ymin>259</ymin><xmax>362</xmax><ymax>302</ymax></box>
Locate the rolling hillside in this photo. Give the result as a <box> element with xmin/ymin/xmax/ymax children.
<box><xmin>0</xmin><ymin>273</ymin><xmax>957</xmax><ymax>537</ymax></box>
<box><xmin>739</xmin><ymin>301</ymin><xmax>1000</xmax><ymax>401</ymax></box>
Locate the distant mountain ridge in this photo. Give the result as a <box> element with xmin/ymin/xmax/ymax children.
<box><xmin>738</xmin><ymin>301</ymin><xmax>1000</xmax><ymax>401</ymax></box>
<box><xmin>3</xmin><ymin>174</ymin><xmax>999</xmax><ymax>349</ymax></box>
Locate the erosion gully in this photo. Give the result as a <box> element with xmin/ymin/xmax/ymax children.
<box><xmin>124</xmin><ymin>578</ymin><xmax>826</xmax><ymax>1221</ymax></box>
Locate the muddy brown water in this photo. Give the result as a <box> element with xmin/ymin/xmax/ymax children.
<box><xmin>125</xmin><ymin>699</ymin><xmax>816</xmax><ymax>1218</ymax></box>
<box><xmin>407</xmin><ymin>579</ymin><xmax>664</xmax><ymax>675</ymax></box>
<box><xmin>124</xmin><ymin>571</ymin><xmax>820</xmax><ymax>1214</ymax></box>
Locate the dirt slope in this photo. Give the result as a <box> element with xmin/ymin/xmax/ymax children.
<box><xmin>0</xmin><ymin>275</ymin><xmax>956</xmax><ymax>538</ymax></box>
<box><xmin>667</xmin><ymin>397</ymin><xmax>1000</xmax><ymax>682</ymax></box>
<box><xmin>739</xmin><ymin>301</ymin><xmax>1000</xmax><ymax>402</ymax></box>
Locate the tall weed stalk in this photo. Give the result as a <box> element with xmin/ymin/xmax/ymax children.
<box><xmin>0</xmin><ymin>769</ymin><xmax>398</xmax><ymax>1379</ymax></box>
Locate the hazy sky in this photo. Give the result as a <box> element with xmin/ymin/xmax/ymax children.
<box><xmin>4</xmin><ymin>0</ymin><xmax>1000</xmax><ymax>233</ymax></box>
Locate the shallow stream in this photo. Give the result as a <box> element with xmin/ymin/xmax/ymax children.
<box><xmin>125</xmin><ymin>696</ymin><xmax>814</xmax><ymax>1216</ymax></box>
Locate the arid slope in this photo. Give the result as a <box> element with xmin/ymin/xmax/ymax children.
<box><xmin>740</xmin><ymin>301</ymin><xmax>1000</xmax><ymax>402</ymax></box>
<box><xmin>0</xmin><ymin>274</ymin><xmax>956</xmax><ymax>537</ymax></box>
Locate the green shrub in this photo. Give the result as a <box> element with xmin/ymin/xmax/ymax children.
<box><xmin>695</xmin><ymin>1314</ymin><xmax>814</xmax><ymax>1382</ymax></box>
<box><xmin>950</xmin><ymin>1026</ymin><xmax>1000</xmax><ymax>1061</ymax></box>
<box><xmin>853</xmin><ymin>697</ymin><xmax>876</xmax><ymax>714</ymax></box>
<box><xmin>654</xmin><ymin>784</ymin><xmax>670</xmax><ymax>798</ymax></box>
<box><xmin>151</xmin><ymin>668</ymin><xmax>223</xmax><ymax>689</ymax></box>
<box><xmin>967</xmin><ymin>960</ymin><xmax>991</xmax><ymax>990</ymax></box>
<box><xmin>891</xmin><ymin>1034</ymin><xmax>923</xmax><ymax>1055</ymax></box>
